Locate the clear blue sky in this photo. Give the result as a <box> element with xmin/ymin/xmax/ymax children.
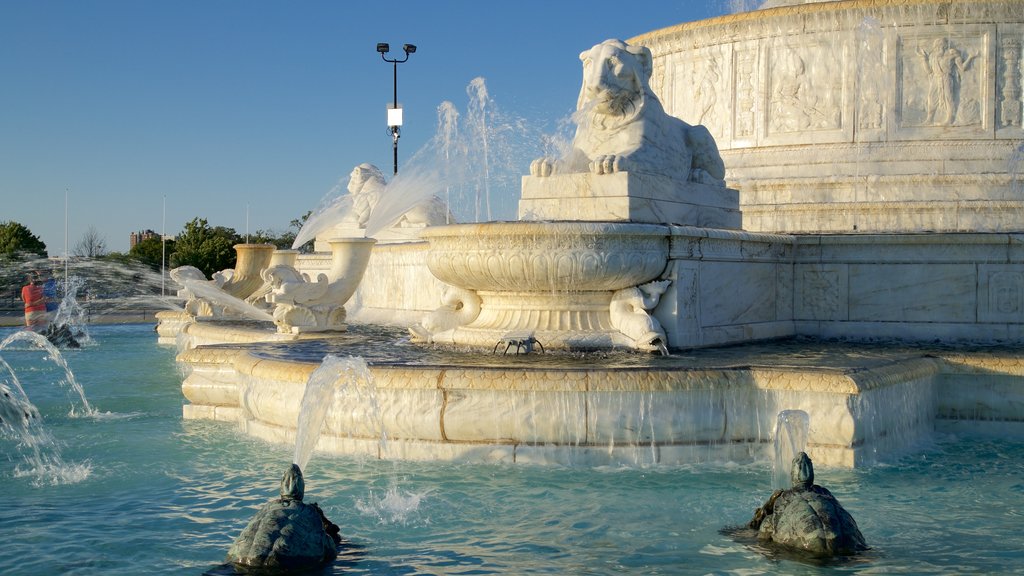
<box><xmin>1</xmin><ymin>1</ymin><xmax>731</xmax><ymax>254</ymax></box>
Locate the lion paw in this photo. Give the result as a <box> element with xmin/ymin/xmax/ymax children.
<box><xmin>530</xmin><ymin>157</ymin><xmax>557</xmax><ymax>177</ymax></box>
<box><xmin>590</xmin><ymin>155</ymin><xmax>626</xmax><ymax>175</ymax></box>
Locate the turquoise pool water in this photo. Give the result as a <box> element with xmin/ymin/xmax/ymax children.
<box><xmin>2</xmin><ymin>324</ymin><xmax>1022</xmax><ymax>575</ymax></box>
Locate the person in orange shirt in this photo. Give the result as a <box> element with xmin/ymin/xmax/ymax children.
<box><xmin>20</xmin><ymin>274</ymin><xmax>48</xmax><ymax>330</ymax></box>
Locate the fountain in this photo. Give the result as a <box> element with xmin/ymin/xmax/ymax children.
<box><xmin>165</xmin><ymin>0</ymin><xmax>1023</xmax><ymax>471</ymax></box>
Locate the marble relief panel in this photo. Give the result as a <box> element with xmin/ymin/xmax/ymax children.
<box><xmin>732</xmin><ymin>42</ymin><xmax>760</xmax><ymax>147</ymax></box>
<box><xmin>997</xmin><ymin>30</ymin><xmax>1023</xmax><ymax>136</ymax></box>
<box><xmin>979</xmin><ymin>266</ymin><xmax>1024</xmax><ymax>323</ymax></box>
<box><xmin>763</xmin><ymin>35</ymin><xmax>849</xmax><ymax>145</ymax></box>
<box><xmin>794</xmin><ymin>265</ymin><xmax>847</xmax><ymax>322</ymax></box>
<box><xmin>669</xmin><ymin>45</ymin><xmax>732</xmax><ymax>146</ymax></box>
<box><xmin>896</xmin><ymin>29</ymin><xmax>989</xmax><ymax>134</ymax></box>
<box><xmin>854</xmin><ymin>17</ymin><xmax>889</xmax><ymax>140</ymax></box>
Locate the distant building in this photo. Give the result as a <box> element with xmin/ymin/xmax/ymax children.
<box><xmin>130</xmin><ymin>230</ymin><xmax>159</xmax><ymax>248</ymax></box>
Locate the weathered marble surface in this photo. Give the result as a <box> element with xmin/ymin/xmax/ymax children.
<box><xmin>263</xmin><ymin>238</ymin><xmax>376</xmax><ymax>334</ymax></box>
<box><xmin>519</xmin><ymin>172</ymin><xmax>740</xmax><ymax>228</ymax></box>
<box><xmin>633</xmin><ymin>0</ymin><xmax>1024</xmax><ymax>233</ymax></box>
<box><xmin>176</xmin><ymin>331</ymin><xmax>1021</xmax><ymax>467</ymax></box>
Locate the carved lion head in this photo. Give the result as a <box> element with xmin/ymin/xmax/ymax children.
<box><xmin>577</xmin><ymin>39</ymin><xmax>653</xmax><ymax>126</ymax></box>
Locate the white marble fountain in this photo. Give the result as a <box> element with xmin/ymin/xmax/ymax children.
<box><xmin>166</xmin><ymin>0</ymin><xmax>1024</xmax><ymax>468</ymax></box>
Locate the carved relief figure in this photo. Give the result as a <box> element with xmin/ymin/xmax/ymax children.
<box><xmin>917</xmin><ymin>37</ymin><xmax>976</xmax><ymax>126</ymax></box>
<box><xmin>770</xmin><ymin>47</ymin><xmax>840</xmax><ymax>133</ymax></box>
<box><xmin>530</xmin><ymin>39</ymin><xmax>726</xmax><ymax>186</ymax></box>
<box><xmin>856</xmin><ymin>17</ymin><xmax>886</xmax><ymax>130</ymax></box>
<box><xmin>695</xmin><ymin>55</ymin><xmax>722</xmax><ymax>128</ymax></box>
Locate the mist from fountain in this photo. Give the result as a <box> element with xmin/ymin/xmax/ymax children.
<box><xmin>772</xmin><ymin>410</ymin><xmax>809</xmax><ymax>490</ymax></box>
<box><xmin>293</xmin><ymin>77</ymin><xmax>571</xmax><ymax>245</ymax></box>
<box><xmin>290</xmin><ymin>179</ymin><xmax>357</xmax><ymax>250</ymax></box>
<box><xmin>293</xmin><ymin>355</ymin><xmax>384</xmax><ymax>471</ymax></box>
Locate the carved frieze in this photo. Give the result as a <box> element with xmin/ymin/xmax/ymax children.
<box><xmin>898</xmin><ymin>34</ymin><xmax>985</xmax><ymax>129</ymax></box>
<box><xmin>980</xmin><ymin>266</ymin><xmax>1024</xmax><ymax>322</ymax></box>
<box><xmin>855</xmin><ymin>17</ymin><xmax>887</xmax><ymax>133</ymax></box>
<box><xmin>766</xmin><ymin>42</ymin><xmax>844</xmax><ymax>135</ymax></box>
<box><xmin>797</xmin><ymin>267</ymin><xmax>845</xmax><ymax>321</ymax></box>
<box><xmin>734</xmin><ymin>47</ymin><xmax>758</xmax><ymax>141</ymax></box>
<box><xmin>998</xmin><ymin>36</ymin><xmax>1022</xmax><ymax>129</ymax></box>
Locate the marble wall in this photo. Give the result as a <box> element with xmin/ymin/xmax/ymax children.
<box><xmin>632</xmin><ymin>0</ymin><xmax>1024</xmax><ymax>233</ymax></box>
<box><xmin>298</xmin><ymin>230</ymin><xmax>1024</xmax><ymax>348</ymax></box>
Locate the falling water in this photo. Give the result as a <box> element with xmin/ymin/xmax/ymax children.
<box><xmin>293</xmin><ymin>355</ymin><xmax>384</xmax><ymax>471</ymax></box>
<box><xmin>180</xmin><ymin>279</ymin><xmax>275</xmax><ymax>322</ymax></box>
<box><xmin>291</xmin><ymin>182</ymin><xmax>356</xmax><ymax>250</ymax></box>
<box><xmin>772</xmin><ymin>409</ymin><xmax>809</xmax><ymax>490</ymax></box>
<box><xmin>0</xmin><ymin>331</ymin><xmax>94</xmax><ymax>416</ymax></box>
<box><xmin>437</xmin><ymin>101</ymin><xmax>461</xmax><ymax>224</ymax></box>
<box><xmin>0</xmin><ymin>335</ymin><xmax>92</xmax><ymax>485</ymax></box>
<box><xmin>467</xmin><ymin>78</ymin><xmax>493</xmax><ymax>221</ymax></box>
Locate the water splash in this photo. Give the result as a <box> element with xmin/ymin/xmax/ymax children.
<box><xmin>355</xmin><ymin>483</ymin><xmax>430</xmax><ymax>526</ymax></box>
<box><xmin>0</xmin><ymin>331</ymin><xmax>94</xmax><ymax>416</ymax></box>
<box><xmin>293</xmin><ymin>355</ymin><xmax>384</xmax><ymax>471</ymax></box>
<box><xmin>291</xmin><ymin>179</ymin><xmax>356</xmax><ymax>249</ymax></box>
<box><xmin>50</xmin><ymin>275</ymin><xmax>91</xmax><ymax>346</ymax></box>
<box><xmin>297</xmin><ymin>77</ymin><xmax>568</xmax><ymax>243</ymax></box>
<box><xmin>180</xmin><ymin>279</ymin><xmax>274</xmax><ymax>323</ymax></box>
<box><xmin>772</xmin><ymin>409</ymin><xmax>809</xmax><ymax>490</ymax></box>
<box><xmin>0</xmin><ymin>340</ymin><xmax>92</xmax><ymax>486</ymax></box>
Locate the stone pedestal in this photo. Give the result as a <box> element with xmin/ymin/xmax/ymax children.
<box><xmin>519</xmin><ymin>172</ymin><xmax>741</xmax><ymax>229</ymax></box>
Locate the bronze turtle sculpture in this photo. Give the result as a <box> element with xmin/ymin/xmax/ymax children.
<box><xmin>227</xmin><ymin>464</ymin><xmax>341</xmax><ymax>571</ymax></box>
<box><xmin>748</xmin><ymin>452</ymin><xmax>868</xmax><ymax>557</ymax></box>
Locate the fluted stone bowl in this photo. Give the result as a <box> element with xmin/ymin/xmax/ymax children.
<box><xmin>420</xmin><ymin>222</ymin><xmax>671</xmax><ymax>293</ymax></box>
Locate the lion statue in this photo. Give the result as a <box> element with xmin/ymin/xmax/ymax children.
<box><xmin>341</xmin><ymin>162</ymin><xmax>454</xmax><ymax>229</ymax></box>
<box><xmin>531</xmin><ymin>39</ymin><xmax>725</xmax><ymax>186</ymax></box>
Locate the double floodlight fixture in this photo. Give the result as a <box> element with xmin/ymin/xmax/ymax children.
<box><xmin>378</xmin><ymin>41</ymin><xmax>417</xmax><ymax>174</ymax></box>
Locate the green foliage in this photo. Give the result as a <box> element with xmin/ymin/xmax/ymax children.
<box><xmin>170</xmin><ymin>217</ymin><xmax>241</xmax><ymax>278</ymax></box>
<box><xmin>128</xmin><ymin>235</ymin><xmax>175</xmax><ymax>272</ymax></box>
<box><xmin>0</xmin><ymin>220</ymin><xmax>47</xmax><ymax>258</ymax></box>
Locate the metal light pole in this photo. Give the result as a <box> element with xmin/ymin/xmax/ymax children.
<box><xmin>377</xmin><ymin>42</ymin><xmax>416</xmax><ymax>175</ymax></box>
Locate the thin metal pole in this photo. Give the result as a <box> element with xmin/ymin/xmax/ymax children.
<box><xmin>161</xmin><ymin>194</ymin><xmax>166</xmax><ymax>297</ymax></box>
<box><xmin>393</xmin><ymin>60</ymin><xmax>399</xmax><ymax>175</ymax></box>
<box><xmin>64</xmin><ymin>188</ymin><xmax>69</xmax><ymax>293</ymax></box>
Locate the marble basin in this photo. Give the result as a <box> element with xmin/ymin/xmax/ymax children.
<box><xmin>419</xmin><ymin>222</ymin><xmax>671</xmax><ymax>349</ymax></box>
<box><xmin>421</xmin><ymin>221</ymin><xmax>670</xmax><ymax>292</ymax></box>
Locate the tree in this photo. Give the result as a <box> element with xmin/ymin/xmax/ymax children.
<box><xmin>73</xmin><ymin>225</ymin><xmax>108</xmax><ymax>258</ymax></box>
<box><xmin>170</xmin><ymin>217</ymin><xmax>241</xmax><ymax>278</ymax></box>
<box><xmin>129</xmin><ymin>235</ymin><xmax>174</xmax><ymax>272</ymax></box>
<box><xmin>0</xmin><ymin>220</ymin><xmax>47</xmax><ymax>258</ymax></box>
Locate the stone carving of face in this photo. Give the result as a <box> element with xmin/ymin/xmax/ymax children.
<box><xmin>579</xmin><ymin>40</ymin><xmax>652</xmax><ymax>117</ymax></box>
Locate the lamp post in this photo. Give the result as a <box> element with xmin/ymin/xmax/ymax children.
<box><xmin>377</xmin><ymin>42</ymin><xmax>416</xmax><ymax>175</ymax></box>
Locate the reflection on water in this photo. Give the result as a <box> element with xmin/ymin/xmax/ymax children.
<box><xmin>1</xmin><ymin>324</ymin><xmax>1022</xmax><ymax>575</ymax></box>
